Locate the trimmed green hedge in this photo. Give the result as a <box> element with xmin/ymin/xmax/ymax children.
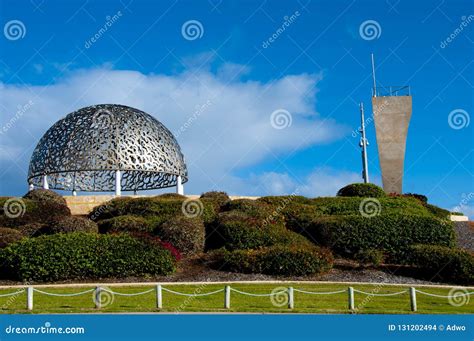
<box><xmin>155</xmin><ymin>216</ymin><xmax>205</xmax><ymax>255</ymax></box>
<box><xmin>337</xmin><ymin>183</ymin><xmax>386</xmax><ymax>198</ymax></box>
<box><xmin>98</xmin><ymin>215</ymin><xmax>153</xmax><ymax>234</ymax></box>
<box><xmin>41</xmin><ymin>216</ymin><xmax>98</xmax><ymax>235</ymax></box>
<box><xmin>89</xmin><ymin>197</ymin><xmax>181</xmax><ymax>223</ymax></box>
<box><xmin>89</xmin><ymin>196</ymin><xmax>217</xmax><ymax>226</ymax></box>
<box><xmin>0</xmin><ymin>232</ymin><xmax>176</xmax><ymax>282</ymax></box>
<box><xmin>222</xmin><ymin>199</ymin><xmax>278</xmax><ymax>220</ymax></box>
<box><xmin>402</xmin><ymin>244</ymin><xmax>474</xmax><ymax>284</ymax></box>
<box><xmin>206</xmin><ymin>211</ymin><xmax>311</xmax><ymax>251</ymax></box>
<box><xmin>200</xmin><ymin>191</ymin><xmax>230</xmax><ymax>203</ymax></box>
<box><xmin>219</xmin><ymin>245</ymin><xmax>333</xmax><ymax>276</ymax></box>
<box><xmin>23</xmin><ymin>189</ymin><xmax>67</xmax><ymax>206</ymax></box>
<box><xmin>423</xmin><ymin>203</ymin><xmax>450</xmax><ymax>219</ymax></box>
<box><xmin>0</xmin><ymin>227</ymin><xmax>24</xmax><ymax>248</ymax></box>
<box><xmin>0</xmin><ymin>197</ymin><xmax>70</xmax><ymax>227</ymax></box>
<box><xmin>355</xmin><ymin>249</ymin><xmax>385</xmax><ymax>266</ymax></box>
<box><xmin>290</xmin><ymin>213</ymin><xmax>455</xmax><ymax>257</ymax></box>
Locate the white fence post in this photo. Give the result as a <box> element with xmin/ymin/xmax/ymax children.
<box><xmin>348</xmin><ymin>287</ymin><xmax>355</xmax><ymax>311</ymax></box>
<box><xmin>410</xmin><ymin>287</ymin><xmax>417</xmax><ymax>312</ymax></box>
<box><xmin>156</xmin><ymin>284</ymin><xmax>162</xmax><ymax>309</ymax></box>
<box><xmin>27</xmin><ymin>286</ymin><xmax>33</xmax><ymax>311</ymax></box>
<box><xmin>95</xmin><ymin>286</ymin><xmax>101</xmax><ymax>309</ymax></box>
<box><xmin>224</xmin><ymin>286</ymin><xmax>230</xmax><ymax>309</ymax></box>
<box><xmin>288</xmin><ymin>287</ymin><xmax>294</xmax><ymax>309</ymax></box>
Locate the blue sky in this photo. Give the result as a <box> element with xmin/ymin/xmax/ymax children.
<box><xmin>0</xmin><ymin>0</ymin><xmax>473</xmax><ymax>216</ymax></box>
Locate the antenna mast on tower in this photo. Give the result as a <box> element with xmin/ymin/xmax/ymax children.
<box><xmin>359</xmin><ymin>103</ymin><xmax>370</xmax><ymax>183</ymax></box>
<box><xmin>371</xmin><ymin>53</ymin><xmax>377</xmax><ymax>97</ymax></box>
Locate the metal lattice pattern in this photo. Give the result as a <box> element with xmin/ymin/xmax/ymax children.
<box><xmin>28</xmin><ymin>104</ymin><xmax>187</xmax><ymax>192</ymax></box>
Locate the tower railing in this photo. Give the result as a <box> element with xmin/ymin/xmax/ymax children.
<box><xmin>373</xmin><ymin>85</ymin><xmax>410</xmax><ymax>97</ymax></box>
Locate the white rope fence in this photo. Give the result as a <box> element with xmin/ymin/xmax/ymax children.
<box><xmin>1</xmin><ymin>285</ymin><xmax>471</xmax><ymax>312</ymax></box>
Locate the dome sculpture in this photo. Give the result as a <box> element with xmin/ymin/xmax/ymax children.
<box><xmin>28</xmin><ymin>104</ymin><xmax>188</xmax><ymax>195</ymax></box>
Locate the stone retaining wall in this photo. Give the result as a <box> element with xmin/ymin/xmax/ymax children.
<box><xmin>64</xmin><ymin>194</ymin><xmax>259</xmax><ymax>215</ymax></box>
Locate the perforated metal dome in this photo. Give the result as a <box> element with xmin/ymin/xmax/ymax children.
<box><xmin>28</xmin><ymin>104</ymin><xmax>188</xmax><ymax>192</ymax></box>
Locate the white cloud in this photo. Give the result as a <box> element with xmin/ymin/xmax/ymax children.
<box><xmin>0</xmin><ymin>63</ymin><xmax>348</xmax><ymax>195</ymax></box>
<box><xmin>244</xmin><ymin>168</ymin><xmax>368</xmax><ymax>197</ymax></box>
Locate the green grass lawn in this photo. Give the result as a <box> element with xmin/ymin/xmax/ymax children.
<box><xmin>0</xmin><ymin>283</ymin><xmax>472</xmax><ymax>314</ymax></box>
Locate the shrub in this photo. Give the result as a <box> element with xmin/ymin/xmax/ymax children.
<box><xmin>337</xmin><ymin>183</ymin><xmax>386</xmax><ymax>198</ymax></box>
<box><xmin>89</xmin><ymin>197</ymin><xmax>183</xmax><ymax>224</ymax></box>
<box><xmin>200</xmin><ymin>191</ymin><xmax>230</xmax><ymax>203</ymax></box>
<box><xmin>221</xmin><ymin>199</ymin><xmax>283</xmax><ymax>225</ymax></box>
<box><xmin>40</xmin><ymin>216</ymin><xmax>98</xmax><ymax>235</ymax></box>
<box><xmin>98</xmin><ymin>215</ymin><xmax>153</xmax><ymax>234</ymax></box>
<box><xmin>206</xmin><ymin>211</ymin><xmax>311</xmax><ymax>251</ymax></box>
<box><xmin>355</xmin><ymin>249</ymin><xmax>385</xmax><ymax>266</ymax></box>
<box><xmin>155</xmin><ymin>193</ymin><xmax>187</xmax><ymax>200</ymax></box>
<box><xmin>23</xmin><ymin>189</ymin><xmax>67</xmax><ymax>206</ymax></box>
<box><xmin>0</xmin><ymin>227</ymin><xmax>24</xmax><ymax>248</ymax></box>
<box><xmin>89</xmin><ymin>197</ymin><xmax>135</xmax><ymax>221</ymax></box>
<box><xmin>423</xmin><ymin>203</ymin><xmax>450</xmax><ymax>219</ymax></box>
<box><xmin>283</xmin><ymin>196</ymin><xmax>436</xmax><ymax>232</ymax></box>
<box><xmin>257</xmin><ymin>195</ymin><xmax>313</xmax><ymax>206</ymax></box>
<box><xmin>291</xmin><ymin>213</ymin><xmax>456</xmax><ymax>257</ymax></box>
<box><xmin>222</xmin><ymin>199</ymin><xmax>269</xmax><ymax>216</ymax></box>
<box><xmin>0</xmin><ymin>197</ymin><xmax>70</xmax><ymax>228</ymax></box>
<box><xmin>219</xmin><ymin>245</ymin><xmax>333</xmax><ymax>276</ymax></box>
<box><xmin>155</xmin><ymin>216</ymin><xmax>205</xmax><ymax>255</ymax></box>
<box><xmin>402</xmin><ymin>244</ymin><xmax>474</xmax><ymax>284</ymax></box>
<box><xmin>403</xmin><ymin>193</ymin><xmax>428</xmax><ymax>204</ymax></box>
<box><xmin>0</xmin><ymin>232</ymin><xmax>176</xmax><ymax>282</ymax></box>
<box><xmin>200</xmin><ymin>192</ymin><xmax>230</xmax><ymax>217</ymax></box>
<box><xmin>16</xmin><ymin>223</ymin><xmax>46</xmax><ymax>237</ymax></box>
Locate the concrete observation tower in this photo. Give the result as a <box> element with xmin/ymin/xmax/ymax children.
<box><xmin>371</xmin><ymin>55</ymin><xmax>412</xmax><ymax>194</ymax></box>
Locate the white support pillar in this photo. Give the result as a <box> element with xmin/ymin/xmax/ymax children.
<box><xmin>176</xmin><ymin>175</ymin><xmax>184</xmax><ymax>195</ymax></box>
<box><xmin>224</xmin><ymin>285</ymin><xmax>230</xmax><ymax>309</ymax></box>
<box><xmin>72</xmin><ymin>190</ymin><xmax>77</xmax><ymax>196</ymax></box>
<box><xmin>29</xmin><ymin>183</ymin><xmax>34</xmax><ymax>191</ymax></box>
<box><xmin>27</xmin><ymin>286</ymin><xmax>34</xmax><ymax>311</ymax></box>
<box><xmin>42</xmin><ymin>175</ymin><xmax>49</xmax><ymax>189</ymax></box>
<box><xmin>410</xmin><ymin>287</ymin><xmax>417</xmax><ymax>312</ymax></box>
<box><xmin>115</xmin><ymin>170</ymin><xmax>121</xmax><ymax>196</ymax></box>
<box><xmin>156</xmin><ymin>284</ymin><xmax>162</xmax><ymax>309</ymax></box>
<box><xmin>348</xmin><ymin>287</ymin><xmax>355</xmax><ymax>311</ymax></box>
